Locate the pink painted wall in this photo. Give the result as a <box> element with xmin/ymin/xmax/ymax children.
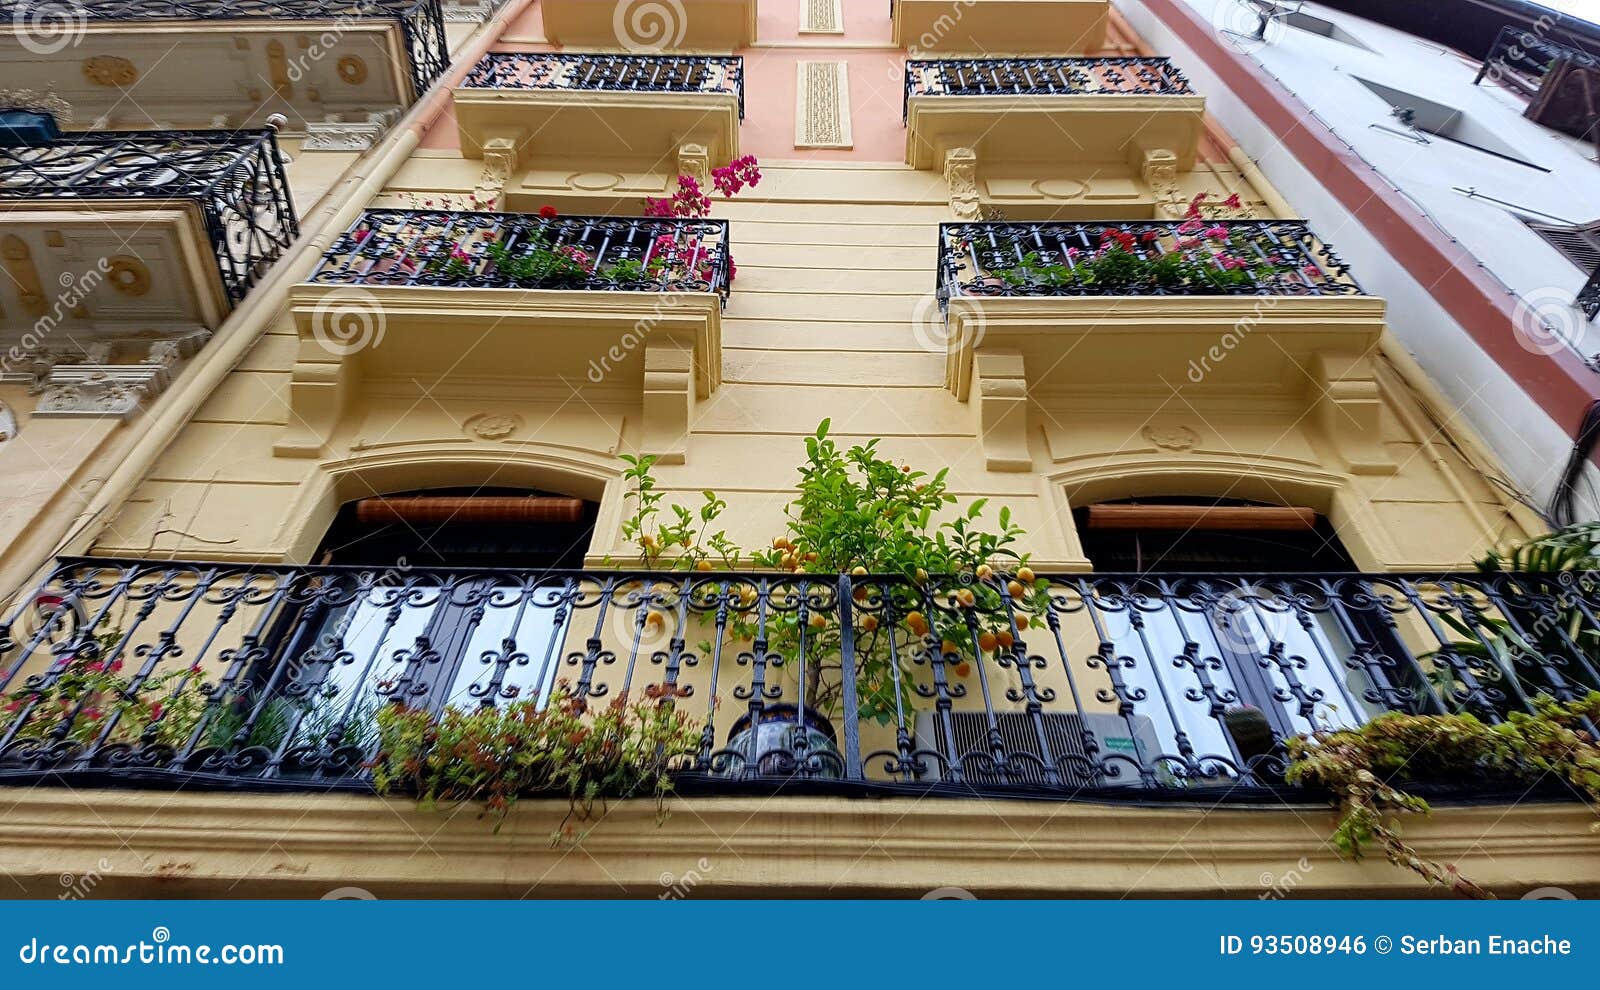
<box><xmin>419</xmin><ymin>0</ymin><xmax>912</xmax><ymax>161</ymax></box>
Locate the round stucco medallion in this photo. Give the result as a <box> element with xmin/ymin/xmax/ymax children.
<box><xmin>568</xmin><ymin>171</ymin><xmax>625</xmax><ymax>192</ymax></box>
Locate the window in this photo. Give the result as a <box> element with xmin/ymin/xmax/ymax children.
<box><xmin>1525</xmin><ymin>217</ymin><xmax>1600</xmax><ymax>277</ymax></box>
<box><xmin>1355</xmin><ymin>76</ymin><xmax>1551</xmax><ymax>170</ymax></box>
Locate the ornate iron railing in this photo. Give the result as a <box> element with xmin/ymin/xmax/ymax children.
<box><xmin>460</xmin><ymin>52</ymin><xmax>745</xmax><ymax>119</ymax></box>
<box><xmin>1475</xmin><ymin>24</ymin><xmax>1600</xmax><ymax>87</ymax></box>
<box><xmin>1580</xmin><ymin>264</ymin><xmax>1600</xmax><ymax>321</ymax></box>
<box><xmin>905</xmin><ymin>56</ymin><xmax>1194</xmax><ymax>118</ymax></box>
<box><xmin>938</xmin><ymin>220</ymin><xmax>1363</xmax><ymax>303</ymax></box>
<box><xmin>0</xmin><ymin>129</ymin><xmax>298</xmax><ymax>304</ymax></box>
<box><xmin>0</xmin><ymin>0</ymin><xmax>449</xmax><ymax>99</ymax></box>
<box><xmin>2</xmin><ymin>560</ymin><xmax>1593</xmax><ymax>799</ymax></box>
<box><xmin>309</xmin><ymin>209</ymin><xmax>733</xmax><ymax>300</ymax></box>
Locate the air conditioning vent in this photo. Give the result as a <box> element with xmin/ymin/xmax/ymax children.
<box><xmin>913</xmin><ymin>710</ymin><xmax>1165</xmax><ymax>788</ymax></box>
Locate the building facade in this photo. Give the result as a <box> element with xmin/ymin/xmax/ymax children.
<box><xmin>0</xmin><ymin>0</ymin><xmax>1594</xmax><ymax>898</ymax></box>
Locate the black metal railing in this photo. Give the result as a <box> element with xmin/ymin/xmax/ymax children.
<box><xmin>1475</xmin><ymin>24</ymin><xmax>1600</xmax><ymax>88</ymax></box>
<box><xmin>461</xmin><ymin>52</ymin><xmax>745</xmax><ymax>119</ymax></box>
<box><xmin>0</xmin><ymin>0</ymin><xmax>449</xmax><ymax>99</ymax></box>
<box><xmin>0</xmin><ymin>129</ymin><xmax>298</xmax><ymax>304</ymax></box>
<box><xmin>308</xmin><ymin>209</ymin><xmax>733</xmax><ymax>300</ymax></box>
<box><xmin>3</xmin><ymin>560</ymin><xmax>1595</xmax><ymax>799</ymax></box>
<box><xmin>905</xmin><ymin>56</ymin><xmax>1194</xmax><ymax>118</ymax></box>
<box><xmin>938</xmin><ymin>220</ymin><xmax>1363</xmax><ymax>304</ymax></box>
<box><xmin>1580</xmin><ymin>264</ymin><xmax>1600</xmax><ymax>321</ymax></box>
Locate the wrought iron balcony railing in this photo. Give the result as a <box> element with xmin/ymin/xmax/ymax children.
<box><xmin>0</xmin><ymin>0</ymin><xmax>450</xmax><ymax>99</ymax></box>
<box><xmin>0</xmin><ymin>128</ymin><xmax>298</xmax><ymax>303</ymax></box>
<box><xmin>308</xmin><ymin>209</ymin><xmax>732</xmax><ymax>301</ymax></box>
<box><xmin>2</xmin><ymin>560</ymin><xmax>1592</xmax><ymax>800</ymax></box>
<box><xmin>461</xmin><ymin>52</ymin><xmax>745</xmax><ymax>118</ymax></box>
<box><xmin>938</xmin><ymin>220</ymin><xmax>1363</xmax><ymax>304</ymax></box>
<box><xmin>905</xmin><ymin>56</ymin><xmax>1194</xmax><ymax>118</ymax></box>
<box><xmin>1474</xmin><ymin>24</ymin><xmax>1600</xmax><ymax>88</ymax></box>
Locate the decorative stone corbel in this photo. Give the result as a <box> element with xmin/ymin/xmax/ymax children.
<box><xmin>303</xmin><ymin>109</ymin><xmax>402</xmax><ymax>152</ymax></box>
<box><xmin>944</xmin><ymin>146</ymin><xmax>981</xmax><ymax>221</ymax></box>
<box><xmin>973</xmin><ymin>349</ymin><xmax>1031</xmax><ymax>472</ymax></box>
<box><xmin>1312</xmin><ymin>351</ymin><xmax>1395</xmax><ymax>475</ymax></box>
<box><xmin>1139</xmin><ymin>147</ymin><xmax>1184</xmax><ymax>219</ymax></box>
<box><xmin>442</xmin><ymin>0</ymin><xmax>500</xmax><ymax>21</ymax></box>
<box><xmin>275</xmin><ymin>343</ymin><xmax>348</xmax><ymax>458</ymax></box>
<box><xmin>640</xmin><ymin>343</ymin><xmax>694</xmax><ymax>465</ymax></box>
<box><xmin>677</xmin><ymin>142</ymin><xmax>710</xmax><ymax>187</ymax></box>
<box><xmin>473</xmin><ymin>129</ymin><xmax>525</xmax><ymax>210</ymax></box>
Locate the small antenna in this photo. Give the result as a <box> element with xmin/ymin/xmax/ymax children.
<box><xmin>1219</xmin><ymin>0</ymin><xmax>1307</xmax><ymax>47</ymax></box>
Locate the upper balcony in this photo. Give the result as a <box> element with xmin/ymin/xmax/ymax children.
<box><xmin>935</xmin><ymin>219</ymin><xmax>1385</xmax><ymax>470</ymax></box>
<box><xmin>279</xmin><ymin>208</ymin><xmax>728</xmax><ymax>457</ymax></box>
<box><xmin>904</xmin><ymin>57</ymin><xmax>1205</xmax><ymax>172</ymax></box>
<box><xmin>0</xmin><ymin>0</ymin><xmax>449</xmax><ymax>131</ymax></box>
<box><xmin>892</xmin><ymin>0</ymin><xmax>1109</xmax><ymax>55</ymax></box>
<box><xmin>454</xmin><ymin>52</ymin><xmax>742</xmax><ymax>183</ymax></box>
<box><xmin>1475</xmin><ymin>25</ymin><xmax>1600</xmax><ymax>147</ymax></box>
<box><xmin>1</xmin><ymin>559</ymin><xmax>1588</xmax><ymax>805</ymax></box>
<box><xmin>0</xmin><ymin>126</ymin><xmax>298</xmax><ymax>334</ymax></box>
<box><xmin>539</xmin><ymin>0</ymin><xmax>756</xmax><ymax>52</ymax></box>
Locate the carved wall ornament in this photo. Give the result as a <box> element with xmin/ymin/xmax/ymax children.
<box><xmin>82</xmin><ymin>55</ymin><xmax>138</xmax><ymax>87</ymax></box>
<box><xmin>473</xmin><ymin>132</ymin><xmax>523</xmax><ymax>208</ymax></box>
<box><xmin>1139</xmin><ymin>147</ymin><xmax>1185</xmax><ymax>219</ymax></box>
<box><xmin>945</xmin><ymin>146</ymin><xmax>980</xmax><ymax>221</ymax></box>
<box><xmin>1142</xmin><ymin>423</ymin><xmax>1200</xmax><ymax>451</ymax></box>
<box><xmin>336</xmin><ymin>55</ymin><xmax>369</xmax><ymax>85</ymax></box>
<box><xmin>464</xmin><ymin>412</ymin><xmax>524</xmax><ymax>441</ymax></box>
<box><xmin>107</xmin><ymin>255</ymin><xmax>151</xmax><ymax>297</ymax></box>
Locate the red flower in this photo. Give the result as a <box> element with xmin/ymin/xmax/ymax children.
<box><xmin>538</xmin><ymin>205</ymin><xmax>558</xmax><ymax>220</ymax></box>
<box><xmin>1222</xmin><ymin>193</ymin><xmax>1242</xmax><ymax>209</ymax></box>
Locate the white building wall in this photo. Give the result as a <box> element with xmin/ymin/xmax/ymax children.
<box><xmin>1117</xmin><ymin>0</ymin><xmax>1600</xmax><ymax>517</ymax></box>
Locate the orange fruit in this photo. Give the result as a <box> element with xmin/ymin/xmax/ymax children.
<box><xmin>905</xmin><ymin>611</ymin><xmax>929</xmax><ymax>636</ymax></box>
<box><xmin>996</xmin><ymin>630</ymin><xmax>1014</xmax><ymax>649</ymax></box>
<box><xmin>850</xmin><ymin>565</ymin><xmax>868</xmax><ymax>576</ymax></box>
<box><xmin>1016</xmin><ymin>567</ymin><xmax>1036</xmax><ymax>583</ymax></box>
<box><xmin>940</xmin><ymin>639</ymin><xmax>960</xmax><ymax>656</ymax></box>
<box><xmin>860</xmin><ymin>615</ymin><xmax>879</xmax><ymax>632</ymax></box>
<box><xmin>809</xmin><ymin>613</ymin><xmax>827</xmax><ymax>630</ymax></box>
<box><xmin>953</xmin><ymin>662</ymin><xmax>972</xmax><ymax>678</ymax></box>
<box><xmin>976</xmin><ymin>564</ymin><xmax>994</xmax><ymax>580</ymax></box>
<box><xmin>977</xmin><ymin>631</ymin><xmax>998</xmax><ymax>653</ymax></box>
<box><xmin>695</xmin><ymin>560</ymin><xmax>712</xmax><ymax>572</ymax></box>
<box><xmin>1016</xmin><ymin>614</ymin><xmax>1030</xmax><ymax>630</ymax></box>
<box><xmin>1007</xmin><ymin>580</ymin><xmax>1025</xmax><ymax>598</ymax></box>
<box><xmin>956</xmin><ymin>589</ymin><xmax>976</xmax><ymax>608</ymax></box>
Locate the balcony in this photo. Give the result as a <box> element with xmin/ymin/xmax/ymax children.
<box><xmin>904</xmin><ymin>57</ymin><xmax>1204</xmax><ymax>172</ymax></box>
<box><xmin>1475</xmin><ymin>25</ymin><xmax>1600</xmax><ymax>149</ymax></box>
<box><xmin>454</xmin><ymin>53</ymin><xmax>742</xmax><ymax>200</ymax></box>
<box><xmin>2</xmin><ymin>559</ymin><xmax>1589</xmax><ymax>802</ymax></box>
<box><xmin>539</xmin><ymin>0</ymin><xmax>756</xmax><ymax>51</ymax></box>
<box><xmin>0</xmin><ymin>0</ymin><xmax>447</xmax><ymax>132</ymax></box>
<box><xmin>935</xmin><ymin>220</ymin><xmax>1386</xmax><ymax>471</ymax></box>
<box><xmin>0</xmin><ymin>128</ymin><xmax>298</xmax><ymax>332</ymax></box>
<box><xmin>279</xmin><ymin>209</ymin><xmax>728</xmax><ymax>457</ymax></box>
<box><xmin>892</xmin><ymin>0</ymin><xmax>1109</xmax><ymax>55</ymax></box>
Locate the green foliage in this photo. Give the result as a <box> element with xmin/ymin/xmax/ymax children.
<box><xmin>993</xmin><ymin>245</ymin><xmax>1283</xmax><ymax>293</ymax></box>
<box><xmin>1423</xmin><ymin>523</ymin><xmax>1600</xmax><ymax>717</ymax></box>
<box><xmin>370</xmin><ymin>686</ymin><xmax>701</xmax><ymax>838</ymax></box>
<box><xmin>1287</xmin><ymin>692</ymin><xmax>1600</xmax><ymax>898</ymax></box>
<box><xmin>1</xmin><ymin>632</ymin><xmax>208</xmax><ymax>749</ymax></box>
<box><xmin>613</xmin><ymin>453</ymin><xmax>741</xmax><ymax>570</ymax></box>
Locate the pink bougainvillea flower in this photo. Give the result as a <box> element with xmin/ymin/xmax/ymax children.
<box><xmin>1222</xmin><ymin>193</ymin><xmax>1242</xmax><ymax>209</ymax></box>
<box><xmin>1204</xmin><ymin>226</ymin><xmax>1229</xmax><ymax>239</ymax></box>
<box><xmin>1176</xmin><ymin>218</ymin><xmax>1204</xmax><ymax>236</ymax></box>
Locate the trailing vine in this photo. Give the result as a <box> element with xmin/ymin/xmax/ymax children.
<box><xmin>1286</xmin><ymin>692</ymin><xmax>1600</xmax><ymax>898</ymax></box>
